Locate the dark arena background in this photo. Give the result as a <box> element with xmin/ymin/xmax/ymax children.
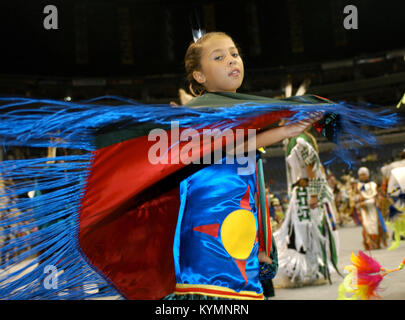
<box><xmin>1</xmin><ymin>0</ymin><xmax>404</xmax><ymax>197</ymax></box>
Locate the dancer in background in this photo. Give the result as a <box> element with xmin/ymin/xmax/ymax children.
<box><xmin>356</xmin><ymin>167</ymin><xmax>387</xmax><ymax>250</ymax></box>
<box><xmin>380</xmin><ymin>149</ymin><xmax>405</xmax><ymax>217</ymax></box>
<box><xmin>383</xmin><ymin>163</ymin><xmax>405</xmax><ymax>249</ymax></box>
<box><xmin>274</xmin><ymin>125</ymin><xmax>340</xmax><ymax>287</ymax></box>
<box><xmin>348</xmin><ymin>177</ymin><xmax>363</xmax><ymax>226</ymax></box>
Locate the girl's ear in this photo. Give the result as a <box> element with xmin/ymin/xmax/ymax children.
<box><xmin>193</xmin><ymin>70</ymin><xmax>206</xmax><ymax>84</ymax></box>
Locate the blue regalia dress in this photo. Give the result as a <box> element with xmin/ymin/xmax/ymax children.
<box><xmin>171</xmin><ymin>155</ymin><xmax>265</xmax><ymax>299</ymax></box>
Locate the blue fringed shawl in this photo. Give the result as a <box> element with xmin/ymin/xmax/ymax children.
<box><xmin>0</xmin><ymin>94</ymin><xmax>399</xmax><ymax>299</ymax></box>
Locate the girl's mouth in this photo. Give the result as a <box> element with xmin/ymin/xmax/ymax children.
<box><xmin>228</xmin><ymin>68</ymin><xmax>240</xmax><ymax>77</ymax></box>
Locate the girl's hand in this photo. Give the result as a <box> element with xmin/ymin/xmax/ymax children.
<box><xmin>283</xmin><ymin>112</ymin><xmax>323</xmax><ymax>138</ymax></box>
<box><xmin>253</xmin><ymin>112</ymin><xmax>323</xmax><ymax>150</ymax></box>
<box><xmin>258</xmin><ymin>251</ymin><xmax>272</xmax><ymax>264</ymax></box>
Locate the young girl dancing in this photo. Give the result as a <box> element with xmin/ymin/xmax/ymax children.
<box><xmin>166</xmin><ymin>31</ymin><xmax>322</xmax><ymax>300</ymax></box>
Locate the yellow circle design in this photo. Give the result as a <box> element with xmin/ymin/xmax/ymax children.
<box><xmin>220</xmin><ymin>209</ymin><xmax>256</xmax><ymax>260</ymax></box>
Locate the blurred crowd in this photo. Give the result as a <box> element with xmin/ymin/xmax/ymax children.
<box><xmin>266</xmin><ymin>148</ymin><xmax>405</xmax><ymax>251</ymax></box>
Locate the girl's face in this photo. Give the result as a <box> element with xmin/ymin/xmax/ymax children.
<box><xmin>193</xmin><ymin>35</ymin><xmax>244</xmax><ymax>93</ymax></box>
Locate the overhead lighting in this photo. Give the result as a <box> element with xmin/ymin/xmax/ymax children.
<box><xmin>295</xmin><ymin>78</ymin><xmax>311</xmax><ymax>96</ymax></box>
<box><xmin>285</xmin><ymin>79</ymin><xmax>292</xmax><ymax>98</ymax></box>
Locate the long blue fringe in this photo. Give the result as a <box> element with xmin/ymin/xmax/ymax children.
<box><xmin>0</xmin><ymin>95</ymin><xmax>400</xmax><ymax>299</ymax></box>
<box><xmin>0</xmin><ymin>153</ymin><xmax>122</xmax><ymax>299</ymax></box>
<box><xmin>0</xmin><ymin>96</ymin><xmax>399</xmax><ymax>151</ymax></box>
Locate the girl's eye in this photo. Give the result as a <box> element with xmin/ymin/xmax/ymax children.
<box><xmin>215</xmin><ymin>56</ymin><xmax>223</xmax><ymax>61</ymax></box>
<box><xmin>232</xmin><ymin>53</ymin><xmax>239</xmax><ymax>57</ymax></box>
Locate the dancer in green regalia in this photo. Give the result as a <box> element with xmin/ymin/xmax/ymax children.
<box><xmin>274</xmin><ymin>127</ymin><xmax>340</xmax><ymax>287</ymax></box>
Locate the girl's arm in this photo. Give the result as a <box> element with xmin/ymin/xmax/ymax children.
<box><xmin>258</xmin><ymin>251</ymin><xmax>273</xmax><ymax>264</ymax></box>
<box><xmin>238</xmin><ymin>114</ymin><xmax>322</xmax><ymax>153</ymax></box>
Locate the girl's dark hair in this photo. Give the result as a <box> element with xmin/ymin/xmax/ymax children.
<box><xmin>184</xmin><ymin>32</ymin><xmax>239</xmax><ymax>97</ymax></box>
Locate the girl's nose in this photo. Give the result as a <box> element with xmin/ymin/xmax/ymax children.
<box><xmin>228</xmin><ymin>58</ymin><xmax>237</xmax><ymax>66</ymax></box>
